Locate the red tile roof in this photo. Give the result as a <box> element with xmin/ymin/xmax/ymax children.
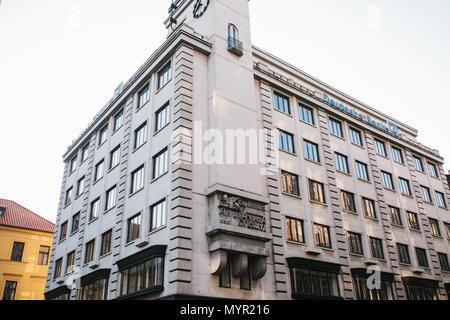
<box><xmin>0</xmin><ymin>199</ymin><xmax>55</xmax><ymax>233</ymax></box>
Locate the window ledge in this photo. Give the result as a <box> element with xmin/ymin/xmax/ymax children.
<box><xmin>336</xmin><ymin>170</ymin><xmax>352</xmax><ymax>177</ymax></box>
<box><xmin>88</xmin><ymin>217</ymin><xmax>99</xmax><ymax>226</ymax></box>
<box><xmin>342</xmin><ymin>209</ymin><xmax>358</xmax><ymax>216</ymax></box>
<box><xmin>364</xmin><ymin>216</ymin><xmax>379</xmax><ymax>222</ymax></box>
<box><xmin>273</xmin><ymin>108</ymin><xmax>293</xmax><ymax>118</ymax></box>
<box><xmin>104</xmin><ymin>207</ymin><xmax>116</xmax><ymax>215</ymax></box>
<box><xmin>108</xmin><ymin>164</ymin><xmax>120</xmax><ymax>173</ymax></box>
<box><xmin>286</xmin><ymin>240</ymin><xmax>306</xmax><ymax>246</ymax></box>
<box><xmin>136</xmin><ymin>100</ymin><xmax>150</xmax><ymax>113</ymax></box>
<box><xmin>299</xmin><ymin>119</ymin><xmax>316</xmax><ymax>128</ymax></box>
<box><xmin>151</xmin><ymin>171</ymin><xmax>169</xmax><ymax>184</ymax></box>
<box><xmin>92</xmin><ymin>177</ymin><xmax>103</xmax><ymax>186</ymax></box>
<box><xmin>129</xmin><ymin>188</ymin><xmax>144</xmax><ymax>199</ymax></box>
<box><xmin>304</xmin><ymin>158</ymin><xmax>321</xmax><ymax>166</ymax></box>
<box><xmin>100</xmin><ymin>252</ymin><xmax>112</xmax><ymax>260</ymax></box>
<box><xmin>281</xmin><ymin>192</ymin><xmax>302</xmax><ymax>200</ymax></box>
<box><xmin>350</xmin><ymin>142</ymin><xmax>364</xmax><ymax>149</ymax></box>
<box><xmin>309</xmin><ymin>200</ymin><xmax>327</xmax><ymax>207</ymax></box>
<box><xmin>148</xmin><ymin>225</ymin><xmax>167</xmax><ymax>236</ymax></box>
<box><xmin>357</xmin><ymin>178</ymin><xmax>371</xmax><ymax>184</ymax></box>
<box><xmin>391</xmin><ymin>223</ymin><xmax>404</xmax><ymax>229</ymax></box>
<box><xmin>156</xmin><ymin>78</ymin><xmax>172</xmax><ymax>94</ymax></box>
<box><xmin>153</xmin><ymin>122</ymin><xmax>171</xmax><ymax>137</ymax></box>
<box><xmin>97</xmin><ymin>141</ymin><xmax>107</xmax><ymax>150</ymax></box>
<box><xmin>349</xmin><ymin>253</ymin><xmax>365</xmax><ymax>258</ymax></box>
<box><xmin>279</xmin><ymin>149</ymin><xmax>297</xmax><ymax>157</ymax></box>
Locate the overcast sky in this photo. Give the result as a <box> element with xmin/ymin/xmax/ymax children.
<box><xmin>1</xmin><ymin>0</ymin><xmax>449</xmax><ymax>223</ymax></box>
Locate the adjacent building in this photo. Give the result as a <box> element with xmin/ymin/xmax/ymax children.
<box><xmin>45</xmin><ymin>0</ymin><xmax>450</xmax><ymax>300</ymax></box>
<box><xmin>0</xmin><ymin>199</ymin><xmax>55</xmax><ymax>300</ymax></box>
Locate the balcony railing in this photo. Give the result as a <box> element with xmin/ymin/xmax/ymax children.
<box><xmin>227</xmin><ymin>37</ymin><xmax>243</xmax><ymax>57</ymax></box>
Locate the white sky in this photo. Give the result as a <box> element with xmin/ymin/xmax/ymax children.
<box><xmin>0</xmin><ymin>0</ymin><xmax>449</xmax><ymax>223</ymax></box>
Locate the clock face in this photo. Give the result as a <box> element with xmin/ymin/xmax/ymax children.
<box><xmin>193</xmin><ymin>0</ymin><xmax>210</xmax><ymax>18</ymax></box>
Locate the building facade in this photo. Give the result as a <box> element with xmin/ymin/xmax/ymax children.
<box><xmin>0</xmin><ymin>199</ymin><xmax>55</xmax><ymax>300</ymax></box>
<box><xmin>45</xmin><ymin>0</ymin><xmax>450</xmax><ymax>300</ymax></box>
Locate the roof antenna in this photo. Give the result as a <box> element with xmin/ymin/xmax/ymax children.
<box><xmin>169</xmin><ymin>0</ymin><xmax>178</xmax><ymax>31</ymax></box>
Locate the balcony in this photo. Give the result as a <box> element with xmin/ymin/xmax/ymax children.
<box><xmin>227</xmin><ymin>37</ymin><xmax>243</xmax><ymax>57</ymax></box>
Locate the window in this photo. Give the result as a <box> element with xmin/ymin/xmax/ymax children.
<box><xmin>65</xmin><ymin>187</ymin><xmax>73</xmax><ymax>206</ymax></box>
<box><xmin>415</xmin><ymin>248</ymin><xmax>428</xmax><ymax>268</ymax></box>
<box><xmin>138</xmin><ymin>84</ymin><xmax>150</xmax><ymax>108</ymax></box>
<box><xmin>348</xmin><ymin>232</ymin><xmax>363</xmax><ymax>255</ymax></box>
<box><xmin>438</xmin><ymin>253</ymin><xmax>450</xmax><ymax>272</ymax></box>
<box><xmin>105</xmin><ymin>186</ymin><xmax>117</xmax><ymax>211</ymax></box>
<box><xmin>94</xmin><ymin>159</ymin><xmax>105</xmax><ymax>182</ymax></box>
<box><xmin>299</xmin><ymin>104</ymin><xmax>314</xmax><ymax>125</ymax></box>
<box><xmin>2</xmin><ymin>281</ymin><xmax>17</xmax><ymax>300</ymax></box>
<box><xmin>341</xmin><ymin>191</ymin><xmax>356</xmax><ymax>213</ymax></box>
<box><xmin>290</xmin><ymin>267</ymin><xmax>340</xmax><ymax>298</ymax></box>
<box><xmin>90</xmin><ymin>198</ymin><xmax>100</xmax><ymax>221</ymax></box>
<box><xmin>397</xmin><ymin>244</ymin><xmax>411</xmax><ymax>264</ymax></box>
<box><xmin>155</xmin><ymin>102</ymin><xmax>170</xmax><ymax>132</ymax></box>
<box><xmin>335</xmin><ymin>153</ymin><xmax>349</xmax><ymax>174</ymax></box>
<box><xmin>405</xmin><ymin>284</ymin><xmax>438</xmax><ymax>300</ymax></box>
<box><xmin>152</xmin><ymin>148</ymin><xmax>169</xmax><ymax>179</ymax></box>
<box><xmin>119</xmin><ymin>256</ymin><xmax>164</xmax><ymax>296</ymax></box>
<box><xmin>355</xmin><ymin>161</ymin><xmax>369</xmax><ymax>181</ymax></box>
<box><xmin>349</xmin><ymin>127</ymin><xmax>363</xmax><ymax>147</ymax></box>
<box><xmin>273</xmin><ymin>91</ymin><xmax>290</xmax><ymax>114</ymax></box>
<box><xmin>219</xmin><ymin>256</ymin><xmax>231</xmax><ymax>288</ymax></box>
<box><xmin>59</xmin><ymin>222</ymin><xmax>68</xmax><ymax>242</ymax></box>
<box><xmin>445</xmin><ymin>223</ymin><xmax>450</xmax><ymax>239</ymax></box>
<box><xmin>228</xmin><ymin>23</ymin><xmax>239</xmax><ymax>41</ymax></box>
<box><xmin>85</xmin><ymin>240</ymin><xmax>95</xmax><ymax>264</ymax></box>
<box><xmin>435</xmin><ymin>191</ymin><xmax>447</xmax><ymax>208</ymax></box>
<box><xmin>413</xmin><ymin>156</ymin><xmax>424</xmax><ymax>172</ymax></box>
<box><xmin>363</xmin><ymin>198</ymin><xmax>377</xmax><ymax>219</ymax></box>
<box><xmin>329</xmin><ymin>118</ymin><xmax>343</xmax><ymax>138</ymax></box>
<box><xmin>37</xmin><ymin>246</ymin><xmax>50</xmax><ymax>265</ymax></box>
<box><xmin>285</xmin><ymin>217</ymin><xmax>304</xmax><ymax>243</ymax></box>
<box><xmin>381</xmin><ymin>171</ymin><xmax>394</xmax><ymax>190</ymax></box>
<box><xmin>353</xmin><ymin>275</ymin><xmax>394</xmax><ymax>300</ymax></box>
<box><xmin>314</xmin><ymin>224</ymin><xmax>331</xmax><ymax>248</ymax></box>
<box><xmin>369</xmin><ymin>237</ymin><xmax>384</xmax><ymax>259</ymax></box>
<box><xmin>389</xmin><ymin>206</ymin><xmax>402</xmax><ymax>226</ymax></box>
<box><xmin>130</xmin><ymin>165</ymin><xmax>145</xmax><ymax>194</ymax></box>
<box><xmin>303</xmin><ymin>140</ymin><xmax>319</xmax><ymax>162</ymax></box>
<box><xmin>421</xmin><ymin>186</ymin><xmax>432</xmax><ymax>203</ymax></box>
<box><xmin>127</xmin><ymin>214</ymin><xmax>141</xmax><ymax>243</ymax></box>
<box><xmin>427</xmin><ymin>162</ymin><xmax>438</xmax><ymax>178</ymax></box>
<box><xmin>240</xmin><ymin>263</ymin><xmax>251</xmax><ymax>291</ymax></box>
<box><xmin>109</xmin><ymin>145</ymin><xmax>121</xmax><ymax>169</ymax></box>
<box><xmin>278</xmin><ymin>129</ymin><xmax>295</xmax><ymax>153</ymax></box>
<box><xmin>392</xmin><ymin>146</ymin><xmax>404</xmax><ymax>164</ymax></box>
<box><xmin>407</xmin><ymin>212</ymin><xmax>420</xmax><ymax>230</ymax></box>
<box><xmin>150</xmin><ymin>199</ymin><xmax>167</xmax><ymax>232</ymax></box>
<box><xmin>399</xmin><ymin>178</ymin><xmax>412</xmax><ymax>196</ymax></box>
<box><xmin>10</xmin><ymin>242</ymin><xmax>24</xmax><ymax>262</ymax></box>
<box><xmin>309</xmin><ymin>180</ymin><xmax>325</xmax><ymax>204</ymax></box>
<box><xmin>69</xmin><ymin>156</ymin><xmax>77</xmax><ymax>173</ymax></box>
<box><xmin>158</xmin><ymin>62</ymin><xmax>172</xmax><ymax>89</ymax></box>
<box><xmin>281</xmin><ymin>171</ymin><xmax>300</xmax><ymax>196</ymax></box>
<box><xmin>98</xmin><ymin>125</ymin><xmax>108</xmax><ymax>146</ymax></box>
<box><xmin>76</xmin><ymin>278</ymin><xmax>109</xmax><ymax>300</ymax></box>
<box><xmin>76</xmin><ymin>176</ymin><xmax>85</xmax><ymax>197</ymax></box>
<box><xmin>54</xmin><ymin>258</ymin><xmax>62</xmax><ymax>279</ymax></box>
<box><xmin>71</xmin><ymin>212</ymin><xmax>80</xmax><ymax>233</ymax></box>
<box><xmin>374</xmin><ymin>139</ymin><xmax>387</xmax><ymax>157</ymax></box>
<box><xmin>100</xmin><ymin>230</ymin><xmax>112</xmax><ymax>256</ymax></box>
<box><xmin>66</xmin><ymin>251</ymin><xmax>75</xmax><ymax>272</ymax></box>
<box><xmin>134</xmin><ymin>122</ymin><xmax>148</xmax><ymax>149</ymax></box>
<box><xmin>429</xmin><ymin>218</ymin><xmax>441</xmax><ymax>237</ymax></box>
<box><xmin>113</xmin><ymin>109</ymin><xmax>124</xmax><ymax>131</ymax></box>
<box><xmin>80</xmin><ymin>143</ymin><xmax>89</xmax><ymax>163</ymax></box>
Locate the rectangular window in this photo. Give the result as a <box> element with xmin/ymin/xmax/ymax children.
<box><xmin>158</xmin><ymin>62</ymin><xmax>172</xmax><ymax>89</ymax></box>
<box><xmin>66</xmin><ymin>251</ymin><xmax>75</xmax><ymax>272</ymax></box>
<box><xmin>435</xmin><ymin>191</ymin><xmax>447</xmax><ymax>208</ymax></box>
<box><xmin>105</xmin><ymin>186</ymin><xmax>117</xmax><ymax>211</ymax></box>
<box><xmin>69</xmin><ymin>156</ymin><xmax>77</xmax><ymax>173</ymax></box>
<box><xmin>309</xmin><ymin>180</ymin><xmax>325</xmax><ymax>204</ymax></box>
<box><xmin>76</xmin><ymin>176</ymin><xmax>85</xmax><ymax>197</ymax></box>
<box><xmin>54</xmin><ymin>258</ymin><xmax>62</xmax><ymax>279</ymax></box>
<box><xmin>438</xmin><ymin>253</ymin><xmax>450</xmax><ymax>272</ymax></box>
<box><xmin>421</xmin><ymin>186</ymin><xmax>432</xmax><ymax>203</ymax></box>
<box><xmin>341</xmin><ymin>191</ymin><xmax>356</xmax><ymax>213</ymax></box>
<box><xmin>109</xmin><ymin>145</ymin><xmax>121</xmax><ymax>169</ymax></box>
<box><xmin>348</xmin><ymin>232</ymin><xmax>363</xmax><ymax>255</ymax></box>
<box><xmin>399</xmin><ymin>178</ymin><xmax>412</xmax><ymax>196</ymax></box>
<box><xmin>59</xmin><ymin>222</ymin><xmax>68</xmax><ymax>242</ymax></box>
<box><xmin>407</xmin><ymin>211</ymin><xmax>420</xmax><ymax>230</ymax></box>
<box><xmin>98</xmin><ymin>125</ymin><xmax>108</xmax><ymax>146</ymax></box>
<box><xmin>37</xmin><ymin>245</ymin><xmax>50</xmax><ymax>265</ymax></box>
<box><xmin>134</xmin><ymin>122</ymin><xmax>148</xmax><ymax>149</ymax></box>
<box><xmin>10</xmin><ymin>242</ymin><xmax>25</xmax><ymax>262</ymax></box>
<box><xmin>445</xmin><ymin>223</ymin><xmax>450</xmax><ymax>240</ymax></box>
<box><xmin>370</xmin><ymin>237</ymin><xmax>384</xmax><ymax>259</ymax></box>
<box><xmin>3</xmin><ymin>281</ymin><xmax>18</xmax><ymax>300</ymax></box>
<box><xmin>299</xmin><ymin>104</ymin><xmax>314</xmax><ymax>125</ymax></box>
<box><xmin>349</xmin><ymin>127</ymin><xmax>363</xmax><ymax>147</ymax></box>
<box><xmin>85</xmin><ymin>240</ymin><xmax>95</xmax><ymax>264</ymax></box>
<box><xmin>314</xmin><ymin>224</ymin><xmax>331</xmax><ymax>248</ymax></box>
<box><xmin>355</xmin><ymin>161</ymin><xmax>369</xmax><ymax>181</ymax></box>
<box><xmin>278</xmin><ymin>129</ymin><xmax>295</xmax><ymax>153</ymax></box>
<box><xmin>413</xmin><ymin>156</ymin><xmax>424</xmax><ymax>172</ymax></box>
<box><xmin>290</xmin><ymin>267</ymin><xmax>340</xmax><ymax>298</ymax></box>
<box><xmin>65</xmin><ymin>187</ymin><xmax>73</xmax><ymax>206</ymax></box>
<box><xmin>152</xmin><ymin>148</ymin><xmax>169</xmax><ymax>179</ymax></box>
<box><xmin>329</xmin><ymin>118</ymin><xmax>343</xmax><ymax>138</ymax></box>
<box><xmin>273</xmin><ymin>91</ymin><xmax>290</xmax><ymax>114</ymax></box>
<box><xmin>391</xmin><ymin>146</ymin><xmax>404</xmax><ymax>164</ymax></box>
<box><xmin>155</xmin><ymin>102</ymin><xmax>170</xmax><ymax>132</ymax></box>
<box><xmin>71</xmin><ymin>212</ymin><xmax>80</xmax><ymax>233</ymax></box>
<box><xmin>335</xmin><ymin>153</ymin><xmax>349</xmax><ymax>174</ymax></box>
<box><xmin>150</xmin><ymin>199</ymin><xmax>167</xmax><ymax>232</ymax></box>
<box><xmin>80</xmin><ymin>143</ymin><xmax>89</xmax><ymax>163</ymax></box>
<box><xmin>76</xmin><ymin>278</ymin><xmax>109</xmax><ymax>301</ymax></box>
<box><xmin>113</xmin><ymin>108</ymin><xmax>124</xmax><ymax>131</ymax></box>
<box><xmin>90</xmin><ymin>198</ymin><xmax>100</xmax><ymax>221</ymax></box>
<box><xmin>281</xmin><ymin>171</ymin><xmax>300</xmax><ymax>196</ymax></box>
<box><xmin>415</xmin><ymin>248</ymin><xmax>428</xmax><ymax>268</ymax></box>
<box><xmin>138</xmin><ymin>84</ymin><xmax>150</xmax><ymax>108</ymax></box>
<box><xmin>285</xmin><ymin>217</ymin><xmax>304</xmax><ymax>243</ymax></box>
<box><xmin>127</xmin><ymin>214</ymin><xmax>141</xmax><ymax>243</ymax></box>
<box><xmin>429</xmin><ymin>218</ymin><xmax>441</xmax><ymax>237</ymax></box>
<box><xmin>94</xmin><ymin>159</ymin><xmax>105</xmax><ymax>182</ymax></box>
<box><xmin>397</xmin><ymin>244</ymin><xmax>411</xmax><ymax>264</ymax></box>
<box><xmin>119</xmin><ymin>256</ymin><xmax>164</xmax><ymax>296</ymax></box>
<box><xmin>374</xmin><ymin>139</ymin><xmax>387</xmax><ymax>157</ymax></box>
<box><xmin>381</xmin><ymin>171</ymin><xmax>394</xmax><ymax>190</ymax></box>
<box><xmin>303</xmin><ymin>140</ymin><xmax>320</xmax><ymax>162</ymax></box>
<box><xmin>363</xmin><ymin>198</ymin><xmax>377</xmax><ymax>219</ymax></box>
<box><xmin>353</xmin><ymin>276</ymin><xmax>395</xmax><ymax>300</ymax></box>
<box><xmin>427</xmin><ymin>162</ymin><xmax>438</xmax><ymax>178</ymax></box>
<box><xmin>389</xmin><ymin>206</ymin><xmax>402</xmax><ymax>226</ymax></box>
<box><xmin>100</xmin><ymin>230</ymin><xmax>112</xmax><ymax>256</ymax></box>
<box><xmin>130</xmin><ymin>165</ymin><xmax>145</xmax><ymax>194</ymax></box>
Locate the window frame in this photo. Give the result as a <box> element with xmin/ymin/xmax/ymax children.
<box><xmin>285</xmin><ymin>217</ymin><xmax>305</xmax><ymax>244</ymax></box>
<box><xmin>281</xmin><ymin>170</ymin><xmax>300</xmax><ymax>197</ymax></box>
<box><xmin>273</xmin><ymin>91</ymin><xmax>291</xmax><ymax>115</ymax></box>
<box><xmin>329</xmin><ymin>117</ymin><xmax>344</xmax><ymax>138</ymax></box>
